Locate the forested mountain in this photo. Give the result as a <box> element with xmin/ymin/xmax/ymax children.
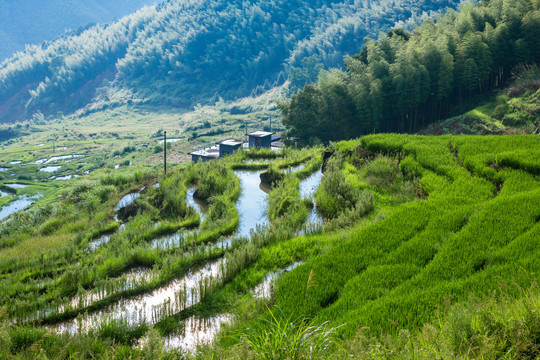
<box><xmin>279</xmin><ymin>0</ymin><xmax>540</xmax><ymax>144</ymax></box>
<box><xmin>0</xmin><ymin>0</ymin><xmax>465</xmax><ymax>124</ymax></box>
<box><xmin>0</xmin><ymin>0</ymin><xmax>156</xmax><ymax>61</ymax></box>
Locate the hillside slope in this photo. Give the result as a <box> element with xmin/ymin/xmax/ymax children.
<box><xmin>419</xmin><ymin>65</ymin><xmax>540</xmax><ymax>135</ymax></box>
<box><xmin>279</xmin><ymin>0</ymin><xmax>540</xmax><ymax>143</ymax></box>
<box><xmin>0</xmin><ymin>0</ymin><xmax>465</xmax><ymax>123</ymax></box>
<box><xmin>0</xmin><ymin>0</ymin><xmax>156</xmax><ymax>61</ymax></box>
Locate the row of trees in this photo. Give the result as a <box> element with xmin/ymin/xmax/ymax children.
<box><xmin>279</xmin><ymin>0</ymin><xmax>540</xmax><ymax>144</ymax></box>
<box><xmin>0</xmin><ymin>0</ymin><xmax>463</xmax><ymax>123</ymax></box>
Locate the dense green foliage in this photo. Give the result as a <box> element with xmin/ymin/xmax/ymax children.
<box><xmin>0</xmin><ymin>0</ymin><xmax>464</xmax><ymax>123</ymax></box>
<box><xmin>417</xmin><ymin>65</ymin><xmax>540</xmax><ymax>135</ymax></box>
<box><xmin>280</xmin><ymin>0</ymin><xmax>540</xmax><ymax>143</ymax></box>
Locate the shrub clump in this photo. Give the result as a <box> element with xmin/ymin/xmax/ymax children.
<box><xmin>315</xmin><ymin>156</ymin><xmax>373</xmax><ymax>220</ymax></box>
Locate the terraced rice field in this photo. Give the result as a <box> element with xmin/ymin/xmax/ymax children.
<box><xmin>1</xmin><ymin>136</ymin><xmax>539</xmax><ymax>358</ymax></box>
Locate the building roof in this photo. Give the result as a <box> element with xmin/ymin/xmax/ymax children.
<box><xmin>218</xmin><ymin>139</ymin><xmax>243</xmax><ymax>146</ymax></box>
<box><xmin>248</xmin><ymin>131</ymin><xmax>273</xmax><ymax>138</ymax></box>
<box><xmin>188</xmin><ymin>145</ymin><xmax>220</xmax><ymax>158</ymax></box>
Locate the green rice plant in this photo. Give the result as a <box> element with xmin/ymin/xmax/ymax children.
<box><xmin>231</xmin><ymin>162</ymin><xmax>269</xmax><ymax>170</ymax></box>
<box><xmin>261</xmin><ymin>162</ymin><xmax>284</xmax><ymax>186</ymax></box>
<box><xmin>86</xmin><ymin>221</ymin><xmax>119</xmax><ymax>241</ymax></box>
<box><xmin>38</xmin><ymin>216</ymin><xmax>72</xmax><ymax>236</ymax></box>
<box><xmin>0</xmin><ymin>308</ymin><xmax>11</xmax><ymax>356</ymax></box>
<box><xmin>245</xmin><ymin>147</ymin><xmax>283</xmax><ymax>159</ymax></box>
<box><xmin>140</xmin><ymin>327</ymin><xmax>165</xmax><ymax>360</ymax></box>
<box><xmin>315</xmin><ymin>156</ymin><xmax>373</xmax><ymax>220</ymax></box>
<box><xmin>268</xmin><ymin>176</ymin><xmax>308</xmax><ymax>230</ymax></box>
<box><xmin>293</xmin><ymin>153</ymin><xmax>323</xmax><ymax>180</ymax></box>
<box><xmin>195</xmin><ymin>162</ymin><xmax>234</xmax><ymax>200</ymax></box>
<box><xmin>158</xmin><ymin>176</ymin><xmax>188</xmax><ymax>219</ymax></box>
<box><xmin>362</xmin><ymin>155</ymin><xmax>400</xmax><ymax>189</ymax></box>
<box><xmin>100</xmin><ymin>170</ymin><xmax>155</xmax><ymax>189</ymax></box>
<box><xmin>343</xmin><ymin>282</ymin><xmax>540</xmax><ymax>360</ymax></box>
<box><xmin>9</xmin><ymin>326</ymin><xmax>47</xmax><ymax>352</ymax></box>
<box><xmin>3</xmin><ymin>134</ymin><xmax>540</xmax><ymax>359</ymax></box>
<box><xmin>241</xmin><ymin>306</ymin><xmax>342</xmax><ymax>359</ymax></box>
<box><xmin>223</xmin><ymin>243</ymin><xmax>260</xmax><ymax>283</ymax></box>
<box><xmin>92</xmin><ymin>318</ymin><xmax>148</xmax><ymax>346</ymax></box>
<box><xmin>138</xmin><ymin>216</ymin><xmax>200</xmax><ymax>243</ymax></box>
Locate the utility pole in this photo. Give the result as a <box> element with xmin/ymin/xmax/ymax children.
<box><xmin>270</xmin><ymin>117</ymin><xmax>272</xmax><ymax>133</ymax></box>
<box><xmin>164</xmin><ymin>131</ymin><xmax>167</xmax><ymax>175</ymax></box>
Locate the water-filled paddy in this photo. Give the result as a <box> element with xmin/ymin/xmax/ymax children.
<box><xmin>0</xmin><ymin>194</ymin><xmax>43</xmax><ymax>221</ymax></box>
<box><xmin>55</xmin><ymin>259</ymin><xmax>225</xmax><ymax>335</ymax></box>
<box><xmin>234</xmin><ymin>170</ymin><xmax>268</xmax><ymax>238</ymax></box>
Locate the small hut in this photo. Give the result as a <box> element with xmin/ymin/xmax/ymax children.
<box><xmin>248</xmin><ymin>131</ymin><xmax>273</xmax><ymax>148</ymax></box>
<box><xmin>218</xmin><ymin>139</ymin><xmax>243</xmax><ymax>157</ymax></box>
<box><xmin>188</xmin><ymin>145</ymin><xmax>220</xmax><ymax>163</ymax></box>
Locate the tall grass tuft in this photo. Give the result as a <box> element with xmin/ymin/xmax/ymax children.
<box><xmin>92</xmin><ymin>318</ymin><xmax>148</xmax><ymax>346</ymax></box>
<box><xmin>315</xmin><ymin>155</ymin><xmax>373</xmax><ymax>221</ymax></box>
<box><xmin>242</xmin><ymin>306</ymin><xmax>342</xmax><ymax>359</ymax></box>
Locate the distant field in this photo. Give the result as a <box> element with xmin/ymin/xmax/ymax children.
<box><xmin>0</xmin><ymin>88</ymin><xmax>284</xmax><ymax>211</ymax></box>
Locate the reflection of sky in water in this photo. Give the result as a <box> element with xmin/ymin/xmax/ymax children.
<box><xmin>44</xmin><ymin>155</ymin><xmax>84</xmax><ymax>164</ymax></box>
<box><xmin>54</xmin><ymin>175</ymin><xmax>80</xmax><ymax>181</ymax></box>
<box><xmin>253</xmin><ymin>261</ymin><xmax>303</xmax><ymax>299</ymax></box>
<box><xmin>163</xmin><ymin>314</ymin><xmax>232</xmax><ymax>353</ymax></box>
<box><xmin>186</xmin><ymin>187</ymin><xmax>206</xmax><ymax>222</ymax></box>
<box><xmin>40</xmin><ymin>166</ymin><xmax>61</xmax><ymax>173</ymax></box>
<box><xmin>0</xmin><ymin>194</ymin><xmax>43</xmax><ymax>221</ymax></box>
<box><xmin>5</xmin><ymin>183</ymin><xmax>27</xmax><ymax>189</ymax></box>
<box><xmin>299</xmin><ymin>169</ymin><xmax>324</xmax><ymax>226</ymax></box>
<box><xmin>89</xmin><ymin>235</ymin><xmax>111</xmax><ymax>251</ymax></box>
<box><xmin>115</xmin><ymin>193</ymin><xmax>140</xmax><ymax>211</ymax></box>
<box><xmin>299</xmin><ymin>169</ymin><xmax>323</xmax><ymax>198</ymax></box>
<box><xmin>54</xmin><ymin>259</ymin><xmax>225</xmax><ymax>335</ymax></box>
<box><xmin>285</xmin><ymin>163</ymin><xmax>306</xmax><ymax>174</ymax></box>
<box><xmin>234</xmin><ymin>171</ymin><xmax>268</xmax><ymax>238</ymax></box>
<box><xmin>151</xmin><ymin>232</ymin><xmax>186</xmax><ymax>250</ymax></box>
